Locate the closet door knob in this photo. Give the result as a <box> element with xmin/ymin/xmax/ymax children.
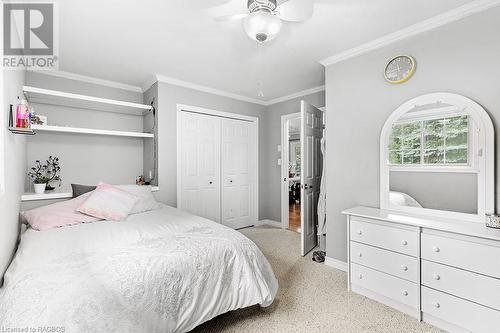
<box><xmin>229</xmin><ymin>180</ymin><xmax>233</xmax><ymax>183</ymax></box>
<box><xmin>401</xmin><ymin>265</ymin><xmax>408</xmax><ymax>271</ymax></box>
<box><xmin>432</xmin><ymin>246</ymin><xmax>440</xmax><ymax>253</ymax></box>
<box><xmin>209</xmin><ymin>181</ymin><xmax>213</xmax><ymax>185</ymax></box>
<box><xmin>401</xmin><ymin>240</ymin><xmax>408</xmax><ymax>246</ymax></box>
<box><xmin>433</xmin><ymin>274</ymin><xmax>441</xmax><ymax>281</ymax></box>
<box><xmin>357</xmin><ymin>252</ymin><xmax>363</xmax><ymax>258</ymax></box>
<box><xmin>434</xmin><ymin>302</ymin><xmax>441</xmax><ymax>308</ymax></box>
<box><xmin>358</xmin><ymin>274</ymin><xmax>363</xmax><ymax>280</ymax></box>
<box><xmin>401</xmin><ymin>290</ymin><xmax>408</xmax><ymax>296</ymax></box>
<box><xmin>357</xmin><ymin>230</ymin><xmax>363</xmax><ymax>235</ymax></box>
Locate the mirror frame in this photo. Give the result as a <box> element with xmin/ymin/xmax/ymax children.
<box><xmin>380</xmin><ymin>93</ymin><xmax>494</xmax><ymax>222</ymax></box>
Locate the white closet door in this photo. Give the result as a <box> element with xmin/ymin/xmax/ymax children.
<box><xmin>221</xmin><ymin>118</ymin><xmax>255</xmax><ymax>229</ymax></box>
<box><xmin>180</xmin><ymin>111</ymin><xmax>221</xmax><ymax>223</ymax></box>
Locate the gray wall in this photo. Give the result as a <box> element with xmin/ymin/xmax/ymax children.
<box><xmin>325</xmin><ymin>7</ymin><xmax>500</xmax><ymax>262</ymax></box>
<box><xmin>0</xmin><ymin>70</ymin><xmax>26</xmax><ymax>282</ymax></box>
<box><xmin>261</xmin><ymin>91</ymin><xmax>325</xmax><ymax>221</ymax></box>
<box><xmin>25</xmin><ymin>72</ymin><xmax>148</xmax><ymax>192</ymax></box>
<box><xmin>154</xmin><ymin>82</ymin><xmax>267</xmax><ymax>218</ymax></box>
<box><xmin>390</xmin><ymin>172</ymin><xmax>477</xmax><ymax>214</ymax></box>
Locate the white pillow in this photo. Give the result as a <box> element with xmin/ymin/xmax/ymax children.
<box><xmin>77</xmin><ymin>183</ymin><xmax>139</xmax><ymax>221</ymax></box>
<box><xmin>116</xmin><ymin>185</ymin><xmax>161</xmax><ymax>214</ymax></box>
<box><xmin>389</xmin><ymin>191</ymin><xmax>422</xmax><ymax>208</ymax></box>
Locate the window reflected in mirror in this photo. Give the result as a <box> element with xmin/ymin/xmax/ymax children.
<box><xmin>388</xmin><ymin>115</ymin><xmax>469</xmax><ymax>166</ymax></box>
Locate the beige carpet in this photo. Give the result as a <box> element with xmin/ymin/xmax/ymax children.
<box><xmin>192</xmin><ymin>226</ymin><xmax>442</xmax><ymax>333</ymax></box>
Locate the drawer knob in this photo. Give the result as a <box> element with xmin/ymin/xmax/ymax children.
<box><xmin>357</xmin><ymin>252</ymin><xmax>363</xmax><ymax>258</ymax></box>
<box><xmin>357</xmin><ymin>230</ymin><xmax>363</xmax><ymax>235</ymax></box>
<box><xmin>401</xmin><ymin>290</ymin><xmax>408</xmax><ymax>296</ymax></box>
<box><xmin>358</xmin><ymin>274</ymin><xmax>363</xmax><ymax>279</ymax></box>
<box><xmin>401</xmin><ymin>240</ymin><xmax>408</xmax><ymax>246</ymax></box>
<box><xmin>434</xmin><ymin>302</ymin><xmax>441</xmax><ymax>308</ymax></box>
<box><xmin>401</xmin><ymin>265</ymin><xmax>408</xmax><ymax>271</ymax></box>
<box><xmin>432</xmin><ymin>246</ymin><xmax>440</xmax><ymax>253</ymax></box>
<box><xmin>433</xmin><ymin>274</ymin><xmax>441</xmax><ymax>281</ymax></box>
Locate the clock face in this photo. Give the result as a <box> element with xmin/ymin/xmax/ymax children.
<box><xmin>385</xmin><ymin>55</ymin><xmax>416</xmax><ymax>84</ymax></box>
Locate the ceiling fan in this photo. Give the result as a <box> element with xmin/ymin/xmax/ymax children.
<box><xmin>211</xmin><ymin>0</ymin><xmax>325</xmax><ymax>43</ymax></box>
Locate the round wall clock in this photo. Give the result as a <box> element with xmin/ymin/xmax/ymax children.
<box><xmin>384</xmin><ymin>55</ymin><xmax>416</xmax><ymax>84</ymax></box>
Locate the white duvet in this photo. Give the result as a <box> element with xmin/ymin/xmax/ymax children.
<box><xmin>0</xmin><ymin>205</ymin><xmax>278</xmax><ymax>333</ymax></box>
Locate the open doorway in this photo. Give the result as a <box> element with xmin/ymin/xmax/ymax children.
<box><xmin>286</xmin><ymin>115</ymin><xmax>301</xmax><ymax>233</ymax></box>
<box><xmin>280</xmin><ymin>112</ymin><xmax>301</xmax><ymax>233</ymax></box>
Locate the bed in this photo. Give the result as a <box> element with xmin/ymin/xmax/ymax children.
<box><xmin>0</xmin><ymin>204</ymin><xmax>278</xmax><ymax>333</ymax></box>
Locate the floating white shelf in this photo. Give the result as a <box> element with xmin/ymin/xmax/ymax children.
<box><xmin>31</xmin><ymin>124</ymin><xmax>154</xmax><ymax>138</ymax></box>
<box><xmin>23</xmin><ymin>86</ymin><xmax>152</xmax><ymax>115</ymax></box>
<box><xmin>21</xmin><ymin>186</ymin><xmax>160</xmax><ymax>202</ymax></box>
<box><xmin>21</xmin><ymin>190</ymin><xmax>73</xmax><ymax>202</ymax></box>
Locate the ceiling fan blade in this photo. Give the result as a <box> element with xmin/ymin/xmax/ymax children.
<box><xmin>203</xmin><ymin>0</ymin><xmax>234</xmax><ymax>7</ymax></box>
<box><xmin>172</xmin><ymin>0</ymin><xmax>233</xmax><ymax>9</ymax></box>
<box><xmin>214</xmin><ymin>13</ymin><xmax>249</xmax><ymax>22</ymax></box>
<box><xmin>277</xmin><ymin>0</ymin><xmax>314</xmax><ymax>22</ymax></box>
<box><xmin>206</xmin><ymin>0</ymin><xmax>249</xmax><ymax>22</ymax></box>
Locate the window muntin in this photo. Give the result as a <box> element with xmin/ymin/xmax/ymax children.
<box><xmin>388</xmin><ymin>115</ymin><xmax>469</xmax><ymax>166</ymax></box>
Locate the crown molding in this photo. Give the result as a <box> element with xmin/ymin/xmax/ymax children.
<box><xmin>320</xmin><ymin>0</ymin><xmax>500</xmax><ymax>67</ymax></box>
<box><xmin>150</xmin><ymin>74</ymin><xmax>325</xmax><ymax>107</ymax></box>
<box><xmin>141</xmin><ymin>75</ymin><xmax>158</xmax><ymax>93</ymax></box>
<box><xmin>28</xmin><ymin>70</ymin><xmax>143</xmax><ymax>93</ymax></box>
<box><xmin>154</xmin><ymin>74</ymin><xmax>268</xmax><ymax>106</ymax></box>
<box><xmin>265</xmin><ymin>85</ymin><xmax>325</xmax><ymax>106</ymax></box>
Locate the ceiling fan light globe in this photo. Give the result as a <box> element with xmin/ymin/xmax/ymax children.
<box><xmin>243</xmin><ymin>10</ymin><xmax>282</xmax><ymax>43</ymax></box>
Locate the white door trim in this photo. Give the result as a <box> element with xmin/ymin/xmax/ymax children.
<box><xmin>280</xmin><ymin>112</ymin><xmax>301</xmax><ymax>230</ymax></box>
<box><xmin>176</xmin><ymin>104</ymin><xmax>259</xmax><ymax>226</ymax></box>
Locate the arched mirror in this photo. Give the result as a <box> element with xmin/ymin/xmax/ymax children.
<box><xmin>380</xmin><ymin>93</ymin><xmax>494</xmax><ymax>222</ymax></box>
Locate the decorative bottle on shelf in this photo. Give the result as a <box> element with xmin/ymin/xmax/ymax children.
<box><xmin>28</xmin><ymin>105</ymin><xmax>32</xmax><ymax>128</ymax></box>
<box><xmin>20</xmin><ymin>99</ymin><xmax>29</xmax><ymax>128</ymax></box>
<box><xmin>15</xmin><ymin>96</ymin><xmax>21</xmax><ymax>127</ymax></box>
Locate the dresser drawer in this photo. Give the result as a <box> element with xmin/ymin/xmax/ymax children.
<box><xmin>422</xmin><ymin>260</ymin><xmax>500</xmax><ymax>311</ymax></box>
<box><xmin>350</xmin><ymin>218</ymin><xmax>418</xmax><ymax>256</ymax></box>
<box><xmin>351</xmin><ymin>263</ymin><xmax>418</xmax><ymax>308</ymax></box>
<box><xmin>422</xmin><ymin>233</ymin><xmax>500</xmax><ymax>278</ymax></box>
<box><xmin>350</xmin><ymin>241</ymin><xmax>418</xmax><ymax>282</ymax></box>
<box><xmin>422</xmin><ymin>287</ymin><xmax>500</xmax><ymax>333</ymax></box>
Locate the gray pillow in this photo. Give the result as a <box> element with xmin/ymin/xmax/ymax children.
<box><xmin>71</xmin><ymin>184</ymin><xmax>96</xmax><ymax>198</ymax></box>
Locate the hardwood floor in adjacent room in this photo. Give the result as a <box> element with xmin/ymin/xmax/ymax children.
<box><xmin>288</xmin><ymin>203</ymin><xmax>301</xmax><ymax>233</ymax></box>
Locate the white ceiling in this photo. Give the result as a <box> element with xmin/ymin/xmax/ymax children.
<box><xmin>57</xmin><ymin>0</ymin><xmax>474</xmax><ymax>101</ymax></box>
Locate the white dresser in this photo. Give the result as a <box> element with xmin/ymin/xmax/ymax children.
<box><xmin>343</xmin><ymin>206</ymin><xmax>500</xmax><ymax>333</ymax></box>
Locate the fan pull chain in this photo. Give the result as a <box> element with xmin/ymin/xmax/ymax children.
<box><xmin>257</xmin><ymin>42</ymin><xmax>265</xmax><ymax>98</ymax></box>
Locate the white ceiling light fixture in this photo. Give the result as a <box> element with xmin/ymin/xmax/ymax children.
<box><xmin>243</xmin><ymin>0</ymin><xmax>282</xmax><ymax>43</ymax></box>
<box><xmin>212</xmin><ymin>0</ymin><xmax>329</xmax><ymax>43</ymax></box>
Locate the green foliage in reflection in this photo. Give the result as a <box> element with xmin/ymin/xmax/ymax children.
<box><xmin>388</xmin><ymin>115</ymin><xmax>468</xmax><ymax>165</ymax></box>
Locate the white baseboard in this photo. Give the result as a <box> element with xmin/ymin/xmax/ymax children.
<box><xmin>325</xmin><ymin>257</ymin><xmax>348</xmax><ymax>272</ymax></box>
<box><xmin>258</xmin><ymin>219</ymin><xmax>283</xmax><ymax>228</ymax></box>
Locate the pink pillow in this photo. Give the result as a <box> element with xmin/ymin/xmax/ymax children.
<box><xmin>22</xmin><ymin>192</ymin><xmax>102</xmax><ymax>231</ymax></box>
<box><xmin>77</xmin><ymin>183</ymin><xmax>139</xmax><ymax>221</ymax></box>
